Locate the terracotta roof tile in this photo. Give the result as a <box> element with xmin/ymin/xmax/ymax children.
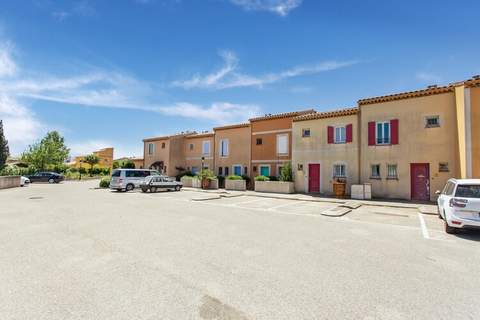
<box><xmin>185</xmin><ymin>132</ymin><xmax>214</xmax><ymax>139</ymax></box>
<box><xmin>143</xmin><ymin>131</ymin><xmax>196</xmax><ymax>142</ymax></box>
<box><xmin>293</xmin><ymin>107</ymin><xmax>358</xmax><ymax>122</ymax></box>
<box><xmin>249</xmin><ymin>109</ymin><xmax>316</xmax><ymax>122</ymax></box>
<box><xmin>358</xmin><ymin>85</ymin><xmax>453</xmax><ymax>105</ymax></box>
<box><xmin>213</xmin><ymin>123</ymin><xmax>250</xmax><ymax>131</ymax></box>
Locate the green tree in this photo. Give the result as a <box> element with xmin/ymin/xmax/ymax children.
<box><xmin>83</xmin><ymin>154</ymin><xmax>100</xmax><ymax>175</ymax></box>
<box><xmin>0</xmin><ymin>120</ymin><xmax>9</xmax><ymax>169</ymax></box>
<box><xmin>21</xmin><ymin>131</ymin><xmax>70</xmax><ymax>170</ymax></box>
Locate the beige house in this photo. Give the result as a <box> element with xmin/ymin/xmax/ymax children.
<box><xmin>292</xmin><ymin>108</ymin><xmax>359</xmax><ymax>195</ymax></box>
<box><xmin>69</xmin><ymin>147</ymin><xmax>114</xmax><ymax>170</ymax></box>
<box><xmin>213</xmin><ymin>123</ymin><xmax>251</xmax><ymax>177</ymax></box>
<box><xmin>357</xmin><ymin>79</ymin><xmax>480</xmax><ymax>201</ymax></box>
<box><xmin>184</xmin><ymin>132</ymin><xmax>215</xmax><ymax>174</ymax></box>
<box><xmin>143</xmin><ymin>132</ymin><xmax>192</xmax><ymax>176</ymax></box>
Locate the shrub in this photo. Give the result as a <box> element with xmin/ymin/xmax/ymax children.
<box><xmin>226</xmin><ymin>175</ymin><xmax>243</xmax><ymax>180</ymax></box>
<box><xmin>78</xmin><ymin>167</ymin><xmax>87</xmax><ymax>174</ymax></box>
<box><xmin>67</xmin><ymin>167</ymin><xmax>78</xmax><ymax>173</ymax></box>
<box><xmin>197</xmin><ymin>168</ymin><xmax>216</xmax><ymax>181</ymax></box>
<box><xmin>254</xmin><ymin>175</ymin><xmax>270</xmax><ymax>181</ymax></box>
<box><xmin>99</xmin><ymin>176</ymin><xmax>110</xmax><ymax>188</ymax></box>
<box><xmin>102</xmin><ymin>168</ymin><xmax>111</xmax><ymax>175</ymax></box>
<box><xmin>0</xmin><ymin>165</ymin><xmax>36</xmax><ymax>176</ymax></box>
<box><xmin>268</xmin><ymin>175</ymin><xmax>279</xmax><ymax>181</ymax></box>
<box><xmin>89</xmin><ymin>167</ymin><xmax>103</xmax><ymax>175</ymax></box>
<box><xmin>279</xmin><ymin>162</ymin><xmax>293</xmax><ymax>182</ymax></box>
<box><xmin>176</xmin><ymin>170</ymin><xmax>193</xmax><ymax>181</ymax></box>
<box><xmin>217</xmin><ymin>175</ymin><xmax>225</xmax><ymax>187</ymax></box>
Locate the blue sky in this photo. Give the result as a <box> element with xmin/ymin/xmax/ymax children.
<box><xmin>0</xmin><ymin>0</ymin><xmax>478</xmax><ymax>157</ymax></box>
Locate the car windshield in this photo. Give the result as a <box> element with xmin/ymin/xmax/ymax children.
<box><xmin>111</xmin><ymin>170</ymin><xmax>121</xmax><ymax>177</ymax></box>
<box><xmin>455</xmin><ymin>185</ymin><xmax>480</xmax><ymax>198</ymax></box>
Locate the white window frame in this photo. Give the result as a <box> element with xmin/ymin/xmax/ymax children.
<box><xmin>219</xmin><ymin>139</ymin><xmax>229</xmax><ymax>157</ymax></box>
<box><xmin>376</xmin><ymin>121</ymin><xmax>391</xmax><ymax>145</ymax></box>
<box><xmin>425</xmin><ymin>115</ymin><xmax>440</xmax><ymax>128</ymax></box>
<box><xmin>202</xmin><ymin>140</ymin><xmax>211</xmax><ymax>155</ymax></box>
<box><xmin>259</xmin><ymin>165</ymin><xmax>271</xmax><ymax>177</ymax></box>
<box><xmin>232</xmin><ymin>164</ymin><xmax>242</xmax><ymax>176</ymax></box>
<box><xmin>333</xmin><ymin>163</ymin><xmax>346</xmax><ymax>178</ymax></box>
<box><xmin>276</xmin><ymin>134</ymin><xmax>289</xmax><ymax>156</ymax></box>
<box><xmin>371</xmin><ymin>164</ymin><xmax>381</xmax><ymax>178</ymax></box>
<box><xmin>334</xmin><ymin>126</ymin><xmax>346</xmax><ymax>144</ymax></box>
<box><xmin>148</xmin><ymin>143</ymin><xmax>154</xmax><ymax>155</ymax></box>
<box><xmin>387</xmin><ymin>164</ymin><xmax>398</xmax><ymax>179</ymax></box>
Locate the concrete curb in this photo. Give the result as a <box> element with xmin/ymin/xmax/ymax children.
<box><xmin>321</xmin><ymin>207</ymin><xmax>351</xmax><ymax>217</ymax></box>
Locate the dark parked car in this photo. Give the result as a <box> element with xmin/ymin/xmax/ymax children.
<box><xmin>28</xmin><ymin>172</ymin><xmax>64</xmax><ymax>184</ymax></box>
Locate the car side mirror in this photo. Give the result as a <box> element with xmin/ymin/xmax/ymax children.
<box><xmin>435</xmin><ymin>190</ymin><xmax>441</xmax><ymax>195</ymax></box>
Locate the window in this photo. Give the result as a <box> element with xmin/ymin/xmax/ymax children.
<box><xmin>302</xmin><ymin>128</ymin><xmax>311</xmax><ymax>137</ymax></box>
<box><xmin>161</xmin><ymin>142</ymin><xmax>166</xmax><ymax>149</ymax></box>
<box><xmin>439</xmin><ymin>162</ymin><xmax>449</xmax><ymax>172</ymax></box>
<box><xmin>443</xmin><ymin>182</ymin><xmax>456</xmax><ymax>196</ymax></box>
<box><xmin>387</xmin><ymin>164</ymin><xmax>398</xmax><ymax>179</ymax></box>
<box><xmin>425</xmin><ymin>116</ymin><xmax>440</xmax><ymax>128</ymax></box>
<box><xmin>218</xmin><ymin>167</ymin><xmax>223</xmax><ymax>176</ymax></box>
<box><xmin>202</xmin><ymin>141</ymin><xmax>210</xmax><ymax>155</ymax></box>
<box><xmin>233</xmin><ymin>165</ymin><xmax>242</xmax><ymax>176</ymax></box>
<box><xmin>376</xmin><ymin>122</ymin><xmax>390</xmax><ymax>144</ymax></box>
<box><xmin>260</xmin><ymin>165</ymin><xmax>270</xmax><ymax>176</ymax></box>
<box><xmin>256</xmin><ymin>138</ymin><xmax>263</xmax><ymax>145</ymax></box>
<box><xmin>224</xmin><ymin>167</ymin><xmax>229</xmax><ymax>176</ymax></box>
<box><xmin>455</xmin><ymin>185</ymin><xmax>480</xmax><ymax>198</ymax></box>
<box><xmin>191</xmin><ymin>167</ymin><xmax>199</xmax><ymax>174</ymax></box>
<box><xmin>220</xmin><ymin>139</ymin><xmax>229</xmax><ymax>157</ymax></box>
<box><xmin>334</xmin><ymin>127</ymin><xmax>346</xmax><ymax>144</ymax></box>
<box><xmin>148</xmin><ymin>143</ymin><xmax>154</xmax><ymax>155</ymax></box>
<box><xmin>333</xmin><ymin>164</ymin><xmax>346</xmax><ymax>177</ymax></box>
<box><xmin>244</xmin><ymin>167</ymin><xmax>248</xmax><ymax>175</ymax></box>
<box><xmin>276</xmin><ymin>134</ymin><xmax>288</xmax><ymax>155</ymax></box>
<box><xmin>371</xmin><ymin>164</ymin><xmax>381</xmax><ymax>179</ymax></box>
<box><xmin>277</xmin><ymin>166</ymin><xmax>283</xmax><ymax>177</ymax></box>
<box><xmin>189</xmin><ymin>143</ymin><xmax>194</xmax><ymax>151</ymax></box>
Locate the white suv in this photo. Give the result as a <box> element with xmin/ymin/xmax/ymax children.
<box><xmin>437</xmin><ymin>179</ymin><xmax>480</xmax><ymax>234</ymax></box>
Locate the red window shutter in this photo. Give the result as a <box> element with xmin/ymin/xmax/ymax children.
<box><xmin>390</xmin><ymin>119</ymin><xmax>399</xmax><ymax>145</ymax></box>
<box><xmin>368</xmin><ymin>122</ymin><xmax>376</xmax><ymax>146</ymax></box>
<box><xmin>346</xmin><ymin>124</ymin><xmax>353</xmax><ymax>143</ymax></box>
<box><xmin>327</xmin><ymin>126</ymin><xmax>334</xmax><ymax>144</ymax></box>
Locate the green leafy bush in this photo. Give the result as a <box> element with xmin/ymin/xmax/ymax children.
<box><xmin>67</xmin><ymin>167</ymin><xmax>78</xmax><ymax>173</ymax></box>
<box><xmin>268</xmin><ymin>175</ymin><xmax>279</xmax><ymax>181</ymax></box>
<box><xmin>0</xmin><ymin>165</ymin><xmax>36</xmax><ymax>176</ymax></box>
<box><xmin>226</xmin><ymin>175</ymin><xmax>243</xmax><ymax>180</ymax></box>
<box><xmin>254</xmin><ymin>175</ymin><xmax>270</xmax><ymax>181</ymax></box>
<box><xmin>99</xmin><ymin>176</ymin><xmax>110</xmax><ymax>188</ymax></box>
<box><xmin>279</xmin><ymin>162</ymin><xmax>293</xmax><ymax>182</ymax></box>
<box><xmin>197</xmin><ymin>168</ymin><xmax>217</xmax><ymax>181</ymax></box>
<box><xmin>176</xmin><ymin>170</ymin><xmax>194</xmax><ymax>181</ymax></box>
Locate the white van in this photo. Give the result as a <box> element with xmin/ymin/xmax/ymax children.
<box><xmin>109</xmin><ymin>169</ymin><xmax>160</xmax><ymax>192</ymax></box>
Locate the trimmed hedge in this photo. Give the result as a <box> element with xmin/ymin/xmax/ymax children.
<box><xmin>226</xmin><ymin>175</ymin><xmax>243</xmax><ymax>180</ymax></box>
<box><xmin>254</xmin><ymin>175</ymin><xmax>270</xmax><ymax>181</ymax></box>
<box><xmin>99</xmin><ymin>177</ymin><xmax>110</xmax><ymax>188</ymax></box>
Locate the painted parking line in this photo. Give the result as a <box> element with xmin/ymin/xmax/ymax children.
<box><xmin>228</xmin><ymin>198</ymin><xmax>266</xmax><ymax>207</ymax></box>
<box><xmin>417</xmin><ymin>212</ymin><xmax>430</xmax><ymax>239</ymax></box>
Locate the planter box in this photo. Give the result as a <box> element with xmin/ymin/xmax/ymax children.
<box><xmin>192</xmin><ymin>177</ymin><xmax>201</xmax><ymax>188</ymax></box>
<box><xmin>0</xmin><ymin>175</ymin><xmax>21</xmax><ymax>189</ymax></box>
<box><xmin>254</xmin><ymin>181</ymin><xmax>294</xmax><ymax>194</ymax></box>
<box><xmin>351</xmin><ymin>184</ymin><xmax>372</xmax><ymax>200</ymax></box>
<box><xmin>208</xmin><ymin>179</ymin><xmax>219</xmax><ymax>189</ymax></box>
<box><xmin>225</xmin><ymin>179</ymin><xmax>246</xmax><ymax>191</ymax></box>
<box><xmin>180</xmin><ymin>176</ymin><xmax>201</xmax><ymax>188</ymax></box>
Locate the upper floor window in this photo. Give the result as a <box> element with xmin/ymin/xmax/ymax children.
<box><xmin>202</xmin><ymin>141</ymin><xmax>210</xmax><ymax>155</ymax></box>
<box><xmin>334</xmin><ymin>127</ymin><xmax>346</xmax><ymax>144</ymax></box>
<box><xmin>276</xmin><ymin>134</ymin><xmax>288</xmax><ymax>155</ymax></box>
<box><xmin>425</xmin><ymin>116</ymin><xmax>440</xmax><ymax>128</ymax></box>
<box><xmin>189</xmin><ymin>143</ymin><xmax>194</xmax><ymax>151</ymax></box>
<box><xmin>302</xmin><ymin>128</ymin><xmax>311</xmax><ymax>137</ymax></box>
<box><xmin>161</xmin><ymin>142</ymin><xmax>166</xmax><ymax>149</ymax></box>
<box><xmin>220</xmin><ymin>139</ymin><xmax>229</xmax><ymax>157</ymax></box>
<box><xmin>148</xmin><ymin>143</ymin><xmax>154</xmax><ymax>155</ymax></box>
<box><xmin>256</xmin><ymin>138</ymin><xmax>263</xmax><ymax>145</ymax></box>
<box><xmin>376</xmin><ymin>122</ymin><xmax>390</xmax><ymax>145</ymax></box>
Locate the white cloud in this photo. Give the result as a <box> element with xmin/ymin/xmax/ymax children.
<box><xmin>230</xmin><ymin>0</ymin><xmax>302</xmax><ymax>16</ymax></box>
<box><xmin>172</xmin><ymin>50</ymin><xmax>357</xmax><ymax>90</ymax></box>
<box><xmin>0</xmin><ymin>43</ymin><xmax>16</xmax><ymax>77</ymax></box>
<box><xmin>416</xmin><ymin>72</ymin><xmax>441</xmax><ymax>83</ymax></box>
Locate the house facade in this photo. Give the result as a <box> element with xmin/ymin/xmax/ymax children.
<box><xmin>69</xmin><ymin>147</ymin><xmax>114</xmax><ymax>170</ymax></box>
<box><xmin>213</xmin><ymin>123</ymin><xmax>251</xmax><ymax>177</ymax></box>
<box><xmin>184</xmin><ymin>132</ymin><xmax>215</xmax><ymax>174</ymax></box>
<box><xmin>143</xmin><ymin>133</ymin><xmax>191</xmax><ymax>176</ymax></box>
<box><xmin>292</xmin><ymin>108</ymin><xmax>359</xmax><ymax>195</ymax></box>
<box><xmin>358</xmin><ymin>84</ymin><xmax>465</xmax><ymax>201</ymax></box>
<box><xmin>250</xmin><ymin>110</ymin><xmax>314</xmax><ymax>179</ymax></box>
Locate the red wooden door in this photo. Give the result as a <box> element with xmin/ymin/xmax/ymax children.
<box><xmin>410</xmin><ymin>163</ymin><xmax>430</xmax><ymax>201</ymax></box>
<box><xmin>308</xmin><ymin>164</ymin><xmax>320</xmax><ymax>193</ymax></box>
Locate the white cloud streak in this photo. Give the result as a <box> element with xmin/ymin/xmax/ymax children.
<box><xmin>172</xmin><ymin>50</ymin><xmax>358</xmax><ymax>90</ymax></box>
<box><xmin>230</xmin><ymin>0</ymin><xmax>302</xmax><ymax>16</ymax></box>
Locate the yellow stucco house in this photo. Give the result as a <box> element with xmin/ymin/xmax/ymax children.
<box><xmin>69</xmin><ymin>147</ymin><xmax>114</xmax><ymax>170</ymax></box>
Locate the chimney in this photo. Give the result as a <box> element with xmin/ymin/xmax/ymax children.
<box><xmin>427</xmin><ymin>85</ymin><xmax>437</xmax><ymax>89</ymax></box>
<box><xmin>472</xmin><ymin>75</ymin><xmax>480</xmax><ymax>80</ymax></box>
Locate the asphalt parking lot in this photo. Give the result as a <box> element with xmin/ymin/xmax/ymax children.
<box><xmin>1</xmin><ymin>181</ymin><xmax>479</xmax><ymax>319</ymax></box>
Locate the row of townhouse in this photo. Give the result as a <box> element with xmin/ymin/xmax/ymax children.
<box><xmin>142</xmin><ymin>76</ymin><xmax>480</xmax><ymax>201</ymax></box>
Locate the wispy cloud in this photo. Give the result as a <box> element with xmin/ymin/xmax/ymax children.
<box><xmin>172</xmin><ymin>50</ymin><xmax>357</xmax><ymax>90</ymax></box>
<box><xmin>416</xmin><ymin>72</ymin><xmax>442</xmax><ymax>83</ymax></box>
<box><xmin>230</xmin><ymin>0</ymin><xmax>302</xmax><ymax>16</ymax></box>
<box><xmin>0</xmin><ymin>42</ymin><xmax>16</xmax><ymax>77</ymax></box>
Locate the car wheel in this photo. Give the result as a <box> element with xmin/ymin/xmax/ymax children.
<box><xmin>48</xmin><ymin>178</ymin><xmax>54</xmax><ymax>184</ymax></box>
<box><xmin>150</xmin><ymin>186</ymin><xmax>157</xmax><ymax>193</ymax></box>
<box><xmin>175</xmin><ymin>185</ymin><xmax>181</xmax><ymax>191</ymax></box>
<box><xmin>126</xmin><ymin>184</ymin><xmax>134</xmax><ymax>192</ymax></box>
<box><xmin>445</xmin><ymin>220</ymin><xmax>457</xmax><ymax>234</ymax></box>
<box><xmin>141</xmin><ymin>187</ymin><xmax>148</xmax><ymax>193</ymax></box>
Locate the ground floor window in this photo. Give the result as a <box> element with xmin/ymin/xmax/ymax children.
<box><xmin>277</xmin><ymin>165</ymin><xmax>283</xmax><ymax>177</ymax></box>
<box><xmin>260</xmin><ymin>165</ymin><xmax>270</xmax><ymax>176</ymax></box>
<box><xmin>192</xmin><ymin>167</ymin><xmax>199</xmax><ymax>175</ymax></box>
<box><xmin>387</xmin><ymin>164</ymin><xmax>398</xmax><ymax>179</ymax></box>
<box><xmin>218</xmin><ymin>167</ymin><xmax>223</xmax><ymax>176</ymax></box>
<box><xmin>371</xmin><ymin>164</ymin><xmax>381</xmax><ymax>179</ymax></box>
<box><xmin>333</xmin><ymin>164</ymin><xmax>346</xmax><ymax>178</ymax></box>
<box><xmin>233</xmin><ymin>165</ymin><xmax>242</xmax><ymax>176</ymax></box>
<box><xmin>224</xmin><ymin>167</ymin><xmax>229</xmax><ymax>176</ymax></box>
